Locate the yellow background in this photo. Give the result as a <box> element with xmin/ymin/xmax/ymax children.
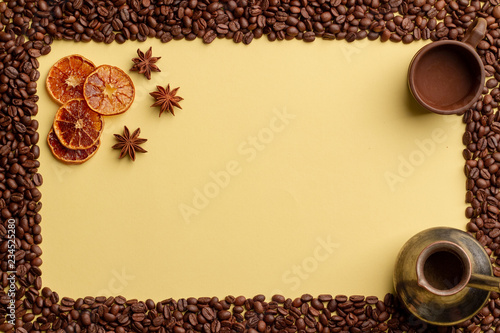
<box><xmin>37</xmin><ymin>38</ymin><xmax>467</xmax><ymax>301</ymax></box>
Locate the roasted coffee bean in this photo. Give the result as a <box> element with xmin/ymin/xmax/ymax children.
<box><xmin>203</xmin><ymin>30</ymin><xmax>217</xmax><ymax>44</ymax></box>
<box><xmin>201</xmin><ymin>307</ymin><xmax>215</xmax><ymax>321</ymax></box>
<box><xmin>272</xmin><ymin>294</ymin><xmax>286</xmax><ymax>303</ymax></box>
<box><xmin>487</xmin><ymin>78</ymin><xmax>499</xmax><ymax>89</ymax></box>
<box><xmin>317</xmin><ymin>294</ymin><xmax>332</xmax><ymax>302</ymax></box>
<box><xmin>5</xmin><ymin>66</ymin><xmax>19</xmax><ymax>79</ymax></box>
<box><xmin>303</xmin><ymin>31</ymin><xmax>315</xmax><ymax>42</ymax></box>
<box><xmin>311</xmin><ymin>298</ymin><xmax>324</xmax><ymax>310</ymax></box>
<box><xmin>242</xmin><ymin>32</ymin><xmax>254</xmax><ymax>44</ymax></box>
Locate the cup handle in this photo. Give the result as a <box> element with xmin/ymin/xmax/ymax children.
<box><xmin>462</xmin><ymin>18</ymin><xmax>487</xmax><ymax>48</ymax></box>
<box><xmin>468</xmin><ymin>273</ymin><xmax>500</xmax><ymax>292</ymax></box>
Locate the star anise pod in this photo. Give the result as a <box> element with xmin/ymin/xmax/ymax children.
<box><xmin>150</xmin><ymin>84</ymin><xmax>184</xmax><ymax>116</ymax></box>
<box><xmin>112</xmin><ymin>126</ymin><xmax>147</xmax><ymax>161</ymax></box>
<box><xmin>130</xmin><ymin>47</ymin><xmax>161</xmax><ymax>80</ymax></box>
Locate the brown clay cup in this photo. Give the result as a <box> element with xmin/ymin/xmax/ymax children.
<box><xmin>408</xmin><ymin>18</ymin><xmax>487</xmax><ymax>115</ymax></box>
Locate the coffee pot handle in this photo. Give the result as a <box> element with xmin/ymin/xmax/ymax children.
<box><xmin>462</xmin><ymin>18</ymin><xmax>487</xmax><ymax>49</ymax></box>
<box><xmin>468</xmin><ymin>273</ymin><xmax>500</xmax><ymax>292</ymax></box>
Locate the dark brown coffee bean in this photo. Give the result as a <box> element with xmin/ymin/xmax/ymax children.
<box><xmin>5</xmin><ymin>66</ymin><xmax>19</xmax><ymax>79</ymax></box>
<box><xmin>218</xmin><ymin>310</ymin><xmax>231</xmax><ymax>320</ymax></box>
<box><xmin>402</xmin><ymin>34</ymin><xmax>413</xmax><ymax>44</ymax></box>
<box><xmin>303</xmin><ymin>31</ymin><xmax>315</xmax><ymax>42</ymax></box>
<box><xmin>172</xmin><ymin>325</ymin><xmax>186</xmax><ymax>333</ymax></box>
<box><xmin>346</xmin><ymin>31</ymin><xmax>356</xmax><ymax>42</ymax></box>
<box><xmin>202</xmin><ymin>30</ymin><xmax>217</xmax><ymax>44</ymax></box>
<box><xmin>273</xmin><ymin>22</ymin><xmax>286</xmax><ymax>31</ymax></box>
<box><xmin>79</xmin><ymin>311</ymin><xmax>91</xmax><ymax>326</ymax></box>
<box><xmin>104</xmin><ymin>313</ymin><xmax>116</xmax><ymax>322</ymax></box>
<box><xmin>230</xmin><ymin>30</ymin><xmax>242</xmax><ymax>43</ymax></box>
<box><xmin>254</xmin><ymin>301</ymin><xmax>264</xmax><ymax>313</ymax></box>
<box><xmin>335</xmin><ymin>295</ymin><xmax>348</xmax><ymax>303</ymax></box>
<box><xmin>243</xmin><ymin>32</ymin><xmax>254</xmax><ymax>44</ymax></box>
<box><xmin>310</xmin><ymin>298</ymin><xmax>324</xmax><ymax>310</ymax></box>
<box><xmin>318</xmin><ymin>294</ymin><xmax>332</xmax><ymax>302</ymax></box>
<box><xmin>487</xmin><ymin>78</ymin><xmax>499</xmax><ymax>89</ymax></box>
<box><xmin>202</xmin><ymin>307</ymin><xmax>215</xmax><ymax>321</ymax></box>
<box><xmin>232</xmin><ymin>296</ymin><xmax>245</xmax><ymax>306</ymax></box>
<box><xmin>378</xmin><ymin>311</ymin><xmax>389</xmax><ymax>322</ymax></box>
<box><xmin>0</xmin><ymin>323</ymin><xmax>14</xmax><ymax>331</ymax></box>
<box><xmin>60</xmin><ymin>297</ymin><xmax>75</xmax><ymax>307</ymax></box>
<box><xmin>32</xmin><ymin>172</ymin><xmax>43</xmax><ymax>186</ymax></box>
<box><xmin>466</xmin><ymin>206</ymin><xmax>474</xmax><ymax>218</ymax></box>
<box><xmin>272</xmin><ymin>295</ymin><xmax>286</xmax><ymax>303</ymax></box>
<box><xmin>216</xmin><ymin>24</ymin><xmax>229</xmax><ymax>34</ymax></box>
<box><xmin>389</xmin><ymin>33</ymin><xmax>402</xmax><ymax>42</ymax></box>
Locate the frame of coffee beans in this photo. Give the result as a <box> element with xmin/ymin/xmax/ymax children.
<box><xmin>1</xmin><ymin>0</ymin><xmax>500</xmax><ymax>332</ymax></box>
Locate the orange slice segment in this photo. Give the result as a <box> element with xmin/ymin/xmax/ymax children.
<box><xmin>46</xmin><ymin>55</ymin><xmax>96</xmax><ymax>105</ymax></box>
<box><xmin>53</xmin><ymin>99</ymin><xmax>104</xmax><ymax>150</ymax></box>
<box><xmin>47</xmin><ymin>128</ymin><xmax>100</xmax><ymax>164</ymax></box>
<box><xmin>83</xmin><ymin>65</ymin><xmax>135</xmax><ymax>115</ymax></box>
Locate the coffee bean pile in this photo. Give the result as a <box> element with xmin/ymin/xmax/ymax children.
<box><xmin>9</xmin><ymin>0</ymin><xmax>500</xmax><ymax>45</ymax></box>
<box><xmin>2</xmin><ymin>291</ymin><xmax>428</xmax><ymax>333</ymax></box>
<box><xmin>1</xmin><ymin>0</ymin><xmax>500</xmax><ymax>332</ymax></box>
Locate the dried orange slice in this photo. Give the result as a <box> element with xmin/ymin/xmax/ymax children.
<box><xmin>83</xmin><ymin>65</ymin><xmax>135</xmax><ymax>115</ymax></box>
<box><xmin>53</xmin><ymin>99</ymin><xmax>104</xmax><ymax>150</ymax></box>
<box><xmin>46</xmin><ymin>55</ymin><xmax>96</xmax><ymax>105</ymax></box>
<box><xmin>47</xmin><ymin>128</ymin><xmax>100</xmax><ymax>164</ymax></box>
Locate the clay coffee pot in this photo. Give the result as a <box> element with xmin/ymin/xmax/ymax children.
<box><xmin>394</xmin><ymin>227</ymin><xmax>500</xmax><ymax>325</ymax></box>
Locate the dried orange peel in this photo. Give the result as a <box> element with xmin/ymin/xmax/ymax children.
<box><xmin>83</xmin><ymin>65</ymin><xmax>135</xmax><ymax>116</ymax></box>
<box><xmin>47</xmin><ymin>128</ymin><xmax>100</xmax><ymax>164</ymax></box>
<box><xmin>53</xmin><ymin>99</ymin><xmax>104</xmax><ymax>150</ymax></box>
<box><xmin>46</xmin><ymin>55</ymin><xmax>96</xmax><ymax>105</ymax></box>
